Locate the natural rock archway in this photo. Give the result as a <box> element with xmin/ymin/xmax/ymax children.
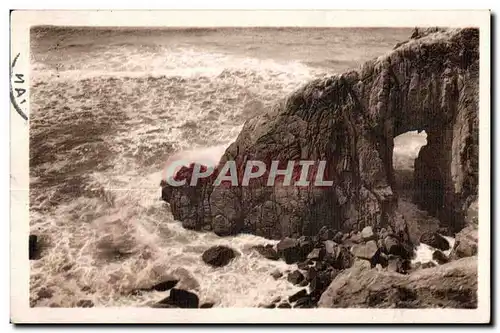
<box><xmin>161</xmin><ymin>28</ymin><xmax>479</xmax><ymax>251</ymax></box>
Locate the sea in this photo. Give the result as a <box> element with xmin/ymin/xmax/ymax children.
<box><xmin>29</xmin><ymin>26</ymin><xmax>449</xmax><ymax>308</ymax></box>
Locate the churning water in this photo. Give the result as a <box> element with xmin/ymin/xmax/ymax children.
<box><xmin>30</xmin><ymin>27</ymin><xmax>423</xmax><ymax>307</ymax></box>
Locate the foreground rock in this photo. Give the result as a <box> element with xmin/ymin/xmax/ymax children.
<box><xmin>252</xmin><ymin>245</ymin><xmax>279</xmax><ymax>260</ymax></box>
<box><xmin>161</xmin><ymin>28</ymin><xmax>478</xmax><ymax>252</ymax></box>
<box><xmin>202</xmin><ymin>246</ymin><xmax>236</xmax><ymax>267</ymax></box>
<box><xmin>318</xmin><ymin>257</ymin><xmax>477</xmax><ymax>308</ymax></box>
<box><xmin>419</xmin><ymin>232</ymin><xmax>450</xmax><ymax>251</ymax></box>
<box><xmin>450</xmin><ymin>224</ymin><xmax>478</xmax><ymax>259</ymax></box>
<box><xmin>156</xmin><ymin>289</ymin><xmax>199</xmax><ymax>308</ymax></box>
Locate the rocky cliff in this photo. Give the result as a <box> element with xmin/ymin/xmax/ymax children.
<box><xmin>161</xmin><ymin>28</ymin><xmax>479</xmax><ymax>250</ymax></box>
<box><xmin>317</xmin><ymin>256</ymin><xmax>477</xmax><ymax>308</ymax></box>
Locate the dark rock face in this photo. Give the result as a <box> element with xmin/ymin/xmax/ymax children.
<box><xmin>160</xmin><ymin>28</ymin><xmax>478</xmax><ymax>256</ymax></box>
<box><xmin>277</xmin><ymin>302</ymin><xmax>292</xmax><ymax>308</ymax></box>
<box><xmin>318</xmin><ymin>257</ymin><xmax>478</xmax><ymax>308</ymax></box>
<box><xmin>420</xmin><ymin>232</ymin><xmax>450</xmax><ymax>251</ymax></box>
<box><xmin>287</xmin><ymin>270</ymin><xmax>305</xmax><ymax>285</ymax></box>
<box><xmin>157</xmin><ymin>289</ymin><xmax>199</xmax><ymax>308</ymax></box>
<box><xmin>432</xmin><ymin>250</ymin><xmax>450</xmax><ymax>265</ymax></box>
<box><xmin>252</xmin><ymin>245</ymin><xmax>279</xmax><ymax>260</ymax></box>
<box><xmin>202</xmin><ymin>246</ymin><xmax>236</xmax><ymax>267</ymax></box>
<box><xmin>200</xmin><ymin>302</ymin><xmax>215</xmax><ymax>308</ymax></box>
<box><xmin>276</xmin><ymin>237</ymin><xmax>301</xmax><ymax>264</ymax></box>
<box><xmin>289</xmin><ymin>289</ymin><xmax>308</xmax><ymax>303</ymax></box>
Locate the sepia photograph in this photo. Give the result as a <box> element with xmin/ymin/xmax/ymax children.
<box><xmin>10</xmin><ymin>10</ymin><xmax>490</xmax><ymax>323</ymax></box>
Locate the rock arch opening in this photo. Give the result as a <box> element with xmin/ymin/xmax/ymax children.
<box><xmin>392</xmin><ymin>130</ymin><xmax>427</xmax><ymax>201</ymax></box>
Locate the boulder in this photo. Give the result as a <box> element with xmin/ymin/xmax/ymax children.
<box><xmin>200</xmin><ymin>302</ymin><xmax>214</xmax><ymax>308</ymax></box>
<box><xmin>351</xmin><ymin>240</ymin><xmax>378</xmax><ymax>261</ymax></box>
<box><xmin>297</xmin><ymin>236</ymin><xmax>315</xmax><ymax>258</ymax></box>
<box><xmin>252</xmin><ymin>245</ymin><xmax>279</xmax><ymax>260</ymax></box>
<box><xmin>277</xmin><ymin>302</ymin><xmax>292</xmax><ymax>308</ymax></box>
<box><xmin>384</xmin><ymin>236</ymin><xmax>411</xmax><ymax>259</ymax></box>
<box><xmin>297</xmin><ymin>260</ymin><xmax>311</xmax><ymax>270</ymax></box>
<box><xmin>202</xmin><ymin>246</ymin><xmax>236</xmax><ymax>267</ymax></box>
<box><xmin>157</xmin><ymin>289</ymin><xmax>199</xmax><ymax>308</ymax></box>
<box><xmin>287</xmin><ymin>270</ymin><xmax>305</xmax><ymax>285</ymax></box>
<box><xmin>421</xmin><ymin>261</ymin><xmax>437</xmax><ymax>269</ymax></box>
<box><xmin>288</xmin><ymin>289</ymin><xmax>308</xmax><ymax>302</ymax></box>
<box><xmin>349</xmin><ymin>232</ymin><xmax>363</xmax><ymax>244</ymax></box>
<box><xmin>420</xmin><ymin>232</ymin><xmax>450</xmax><ymax>251</ymax></box>
<box><xmin>318</xmin><ymin>257</ymin><xmax>478</xmax><ymax>308</ymax></box>
<box><xmin>277</xmin><ymin>237</ymin><xmax>301</xmax><ymax>264</ymax></box>
<box><xmin>307</xmin><ymin>248</ymin><xmax>322</xmax><ymax>261</ymax></box>
<box><xmin>310</xmin><ymin>269</ymin><xmax>333</xmax><ymax>298</ymax></box>
<box><xmin>294</xmin><ymin>296</ymin><xmax>316</xmax><ymax>308</ymax></box>
<box><xmin>333</xmin><ymin>231</ymin><xmax>344</xmax><ymax>244</ymax></box>
<box><xmin>432</xmin><ymin>250</ymin><xmax>450</xmax><ymax>265</ymax></box>
<box><xmin>450</xmin><ymin>225</ymin><xmax>478</xmax><ymax>259</ymax></box>
<box><xmin>361</xmin><ymin>226</ymin><xmax>376</xmax><ymax>241</ymax></box>
<box><xmin>317</xmin><ymin>226</ymin><xmax>335</xmax><ymax>241</ymax></box>
<box><xmin>171</xmin><ymin>267</ymin><xmax>200</xmax><ymax>291</ymax></box>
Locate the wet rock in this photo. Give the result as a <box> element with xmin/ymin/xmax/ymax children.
<box><xmin>76</xmin><ymin>300</ymin><xmax>94</xmax><ymax>308</ymax></box>
<box><xmin>298</xmin><ymin>279</ymin><xmax>309</xmax><ymax>287</ymax></box>
<box><xmin>450</xmin><ymin>224</ymin><xmax>478</xmax><ymax>259</ymax></box>
<box><xmin>432</xmin><ymin>250</ymin><xmax>449</xmax><ymax>265</ymax></box>
<box><xmin>306</xmin><ymin>266</ymin><xmax>317</xmax><ymax>282</ymax></box>
<box><xmin>361</xmin><ymin>226</ymin><xmax>376</xmax><ymax>241</ymax></box>
<box><xmin>323</xmin><ymin>240</ymin><xmax>337</xmax><ymax>256</ymax></box>
<box><xmin>333</xmin><ymin>231</ymin><xmax>344</xmax><ymax>244</ymax></box>
<box><xmin>202</xmin><ymin>246</ymin><xmax>236</xmax><ymax>267</ymax></box>
<box><xmin>213</xmin><ymin>215</ymin><xmax>236</xmax><ymax>236</ymax></box>
<box><xmin>298</xmin><ymin>236</ymin><xmax>314</xmax><ymax>258</ymax></box>
<box><xmin>317</xmin><ymin>226</ymin><xmax>335</xmax><ymax>241</ymax></box>
<box><xmin>200</xmin><ymin>302</ymin><xmax>214</xmax><ymax>308</ymax></box>
<box><xmin>289</xmin><ymin>289</ymin><xmax>308</xmax><ymax>302</ymax></box>
<box><xmin>384</xmin><ymin>236</ymin><xmax>411</xmax><ymax>258</ymax></box>
<box><xmin>350</xmin><ymin>232</ymin><xmax>363</xmax><ymax>244</ymax></box>
<box><xmin>351</xmin><ymin>240</ymin><xmax>378</xmax><ymax>261</ymax></box>
<box><xmin>270</xmin><ymin>269</ymin><xmax>283</xmax><ymax>280</ymax></box>
<box><xmin>333</xmin><ymin>246</ymin><xmax>355</xmax><ymax>270</ymax></box>
<box><xmin>158</xmin><ymin>288</ymin><xmax>199</xmax><ymax>308</ymax></box>
<box><xmin>294</xmin><ymin>296</ymin><xmax>316</xmax><ymax>308</ymax></box>
<box><xmin>277</xmin><ymin>302</ymin><xmax>292</xmax><ymax>308</ymax></box>
<box><xmin>287</xmin><ymin>270</ymin><xmax>305</xmax><ymax>285</ymax></box>
<box><xmin>252</xmin><ymin>245</ymin><xmax>279</xmax><ymax>260</ymax></box>
<box><xmin>29</xmin><ymin>234</ymin><xmax>39</xmax><ymax>260</ymax></box>
<box><xmin>387</xmin><ymin>256</ymin><xmax>406</xmax><ymax>274</ymax></box>
<box><xmin>307</xmin><ymin>248</ymin><xmax>322</xmax><ymax>261</ymax></box>
<box><xmin>297</xmin><ymin>260</ymin><xmax>311</xmax><ymax>270</ymax></box>
<box><xmin>421</xmin><ymin>261</ymin><xmax>437</xmax><ymax>269</ymax></box>
<box><xmin>419</xmin><ymin>232</ymin><xmax>450</xmax><ymax>251</ymax></box>
<box><xmin>259</xmin><ymin>303</ymin><xmax>276</xmax><ymax>309</ymax></box>
<box><xmin>319</xmin><ymin>257</ymin><xmax>478</xmax><ymax>308</ymax></box>
<box><xmin>310</xmin><ymin>270</ymin><xmax>333</xmax><ymax>297</ymax></box>
<box><xmin>277</xmin><ymin>237</ymin><xmax>301</xmax><ymax>264</ymax></box>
